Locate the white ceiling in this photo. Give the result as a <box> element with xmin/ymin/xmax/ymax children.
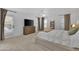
<box><xmin>5</xmin><ymin>8</ymin><xmax>79</xmax><ymax>16</ymax></box>
<box><xmin>6</xmin><ymin>8</ymin><xmax>47</xmax><ymax>14</ymax></box>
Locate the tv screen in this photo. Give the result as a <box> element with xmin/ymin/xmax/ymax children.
<box><xmin>24</xmin><ymin>19</ymin><xmax>34</xmax><ymax>26</ymax></box>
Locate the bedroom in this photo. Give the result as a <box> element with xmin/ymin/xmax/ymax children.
<box><xmin>0</xmin><ymin>8</ymin><xmax>79</xmax><ymax>51</ymax></box>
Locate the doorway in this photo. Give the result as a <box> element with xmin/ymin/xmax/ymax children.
<box><xmin>64</xmin><ymin>14</ymin><xmax>70</xmax><ymax>30</ymax></box>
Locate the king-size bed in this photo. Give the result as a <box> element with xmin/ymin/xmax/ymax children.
<box><xmin>36</xmin><ymin>30</ymin><xmax>79</xmax><ymax>50</ymax></box>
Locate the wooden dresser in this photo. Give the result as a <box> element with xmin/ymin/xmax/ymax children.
<box><xmin>23</xmin><ymin>26</ymin><xmax>35</xmax><ymax>35</ymax></box>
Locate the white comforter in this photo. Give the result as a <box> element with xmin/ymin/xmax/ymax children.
<box><xmin>37</xmin><ymin>30</ymin><xmax>79</xmax><ymax>48</ymax></box>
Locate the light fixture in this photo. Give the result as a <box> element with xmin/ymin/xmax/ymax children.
<box><xmin>40</xmin><ymin>9</ymin><xmax>47</xmax><ymax>17</ymax></box>
<box><xmin>42</xmin><ymin>14</ymin><xmax>46</xmax><ymax>17</ymax></box>
<box><xmin>71</xmin><ymin>24</ymin><xmax>76</xmax><ymax>28</ymax></box>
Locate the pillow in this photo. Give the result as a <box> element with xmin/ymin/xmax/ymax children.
<box><xmin>68</xmin><ymin>28</ymin><xmax>78</xmax><ymax>35</ymax></box>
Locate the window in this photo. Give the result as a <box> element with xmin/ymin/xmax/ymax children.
<box><xmin>44</xmin><ymin>19</ymin><xmax>47</xmax><ymax>28</ymax></box>
<box><xmin>4</xmin><ymin>16</ymin><xmax>14</xmax><ymax>34</ymax></box>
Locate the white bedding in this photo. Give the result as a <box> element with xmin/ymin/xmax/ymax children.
<box><xmin>37</xmin><ymin>30</ymin><xmax>79</xmax><ymax>48</ymax></box>
<box><xmin>69</xmin><ymin>31</ymin><xmax>79</xmax><ymax>48</ymax></box>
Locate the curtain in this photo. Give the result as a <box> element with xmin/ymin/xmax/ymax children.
<box><xmin>0</xmin><ymin>8</ymin><xmax>7</xmax><ymax>40</ymax></box>
<box><xmin>41</xmin><ymin>17</ymin><xmax>44</xmax><ymax>30</ymax></box>
<box><xmin>37</xmin><ymin>17</ymin><xmax>44</xmax><ymax>31</ymax></box>
<box><xmin>38</xmin><ymin>17</ymin><xmax>41</xmax><ymax>31</ymax></box>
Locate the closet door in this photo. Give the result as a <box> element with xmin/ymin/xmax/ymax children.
<box><xmin>0</xmin><ymin>8</ymin><xmax>7</xmax><ymax>40</ymax></box>
<box><xmin>0</xmin><ymin>9</ymin><xmax>1</xmax><ymax>40</ymax></box>
<box><xmin>64</xmin><ymin>14</ymin><xmax>70</xmax><ymax>30</ymax></box>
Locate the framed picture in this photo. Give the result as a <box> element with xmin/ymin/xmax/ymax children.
<box><xmin>50</xmin><ymin>21</ymin><xmax>55</xmax><ymax>29</ymax></box>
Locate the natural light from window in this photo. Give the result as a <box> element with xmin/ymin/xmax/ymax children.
<box><xmin>4</xmin><ymin>16</ymin><xmax>14</xmax><ymax>34</ymax></box>
<box><xmin>44</xmin><ymin>19</ymin><xmax>47</xmax><ymax>28</ymax></box>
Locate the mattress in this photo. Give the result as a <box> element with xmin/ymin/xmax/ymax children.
<box><xmin>37</xmin><ymin>30</ymin><xmax>79</xmax><ymax>48</ymax></box>
<box><xmin>37</xmin><ymin>30</ymin><xmax>71</xmax><ymax>47</ymax></box>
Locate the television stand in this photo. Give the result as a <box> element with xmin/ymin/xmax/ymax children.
<box><xmin>23</xmin><ymin>26</ymin><xmax>35</xmax><ymax>35</ymax></box>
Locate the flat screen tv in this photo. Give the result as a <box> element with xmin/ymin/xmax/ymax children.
<box><xmin>24</xmin><ymin>19</ymin><xmax>34</xmax><ymax>26</ymax></box>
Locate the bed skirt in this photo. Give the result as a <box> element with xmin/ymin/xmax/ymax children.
<box><xmin>35</xmin><ymin>37</ymin><xmax>75</xmax><ymax>51</ymax></box>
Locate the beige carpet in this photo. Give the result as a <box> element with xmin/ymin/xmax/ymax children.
<box><xmin>0</xmin><ymin>33</ymin><xmax>50</xmax><ymax>51</ymax></box>
<box><xmin>0</xmin><ymin>33</ymin><xmax>77</xmax><ymax>51</ymax></box>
